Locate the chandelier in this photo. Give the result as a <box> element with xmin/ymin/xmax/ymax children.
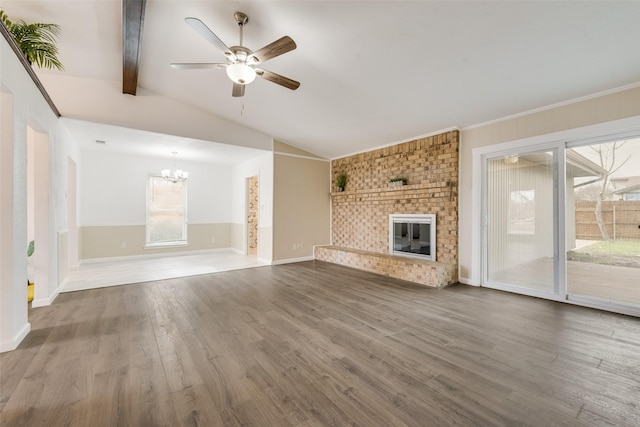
<box><xmin>161</xmin><ymin>151</ymin><xmax>189</xmax><ymax>183</ymax></box>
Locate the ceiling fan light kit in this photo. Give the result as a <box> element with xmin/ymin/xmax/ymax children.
<box><xmin>226</xmin><ymin>63</ymin><xmax>256</xmax><ymax>84</ymax></box>
<box><xmin>170</xmin><ymin>11</ymin><xmax>299</xmax><ymax>97</ymax></box>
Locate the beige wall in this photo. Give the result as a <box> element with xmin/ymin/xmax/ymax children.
<box><xmin>258</xmin><ymin>227</ymin><xmax>273</xmax><ymax>262</ymax></box>
<box><xmin>272</xmin><ymin>152</ymin><xmax>331</xmax><ymax>261</ymax></box>
<box><xmin>80</xmin><ymin>223</ymin><xmax>232</xmax><ymax>260</ymax></box>
<box><xmin>459</xmin><ymin>85</ymin><xmax>640</xmax><ymax>284</ymax></box>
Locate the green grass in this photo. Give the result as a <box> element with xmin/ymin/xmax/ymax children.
<box><xmin>581</xmin><ymin>239</ymin><xmax>640</xmax><ymax>256</ymax></box>
<box><xmin>568</xmin><ymin>239</ymin><xmax>640</xmax><ymax>268</ymax></box>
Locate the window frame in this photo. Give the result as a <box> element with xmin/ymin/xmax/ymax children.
<box><xmin>145</xmin><ymin>174</ymin><xmax>188</xmax><ymax>248</ymax></box>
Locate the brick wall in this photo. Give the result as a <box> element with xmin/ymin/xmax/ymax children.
<box><xmin>331</xmin><ymin>130</ymin><xmax>459</xmax><ymax>265</ymax></box>
<box><xmin>315</xmin><ymin>245</ymin><xmax>457</xmax><ymax>287</ymax></box>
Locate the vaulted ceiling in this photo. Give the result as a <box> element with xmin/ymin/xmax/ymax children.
<box><xmin>3</xmin><ymin>1</ymin><xmax>640</xmax><ymax>160</ymax></box>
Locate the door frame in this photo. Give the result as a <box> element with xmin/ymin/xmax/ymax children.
<box><xmin>480</xmin><ymin>142</ymin><xmax>566</xmax><ymax>302</ymax></box>
<box><xmin>472</xmin><ymin>116</ymin><xmax>640</xmax><ymax>317</ymax></box>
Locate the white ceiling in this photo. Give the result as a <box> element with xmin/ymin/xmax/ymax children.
<box><xmin>4</xmin><ymin>1</ymin><xmax>640</xmax><ymax>160</ymax></box>
<box><xmin>63</xmin><ymin>118</ymin><xmax>268</xmax><ymax>164</ymax></box>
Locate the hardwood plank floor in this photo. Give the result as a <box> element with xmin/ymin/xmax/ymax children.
<box><xmin>2</xmin><ymin>261</ymin><xmax>639</xmax><ymax>426</ymax></box>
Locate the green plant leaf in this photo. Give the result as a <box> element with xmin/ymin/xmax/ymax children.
<box><xmin>0</xmin><ymin>10</ymin><xmax>63</xmax><ymax>70</ymax></box>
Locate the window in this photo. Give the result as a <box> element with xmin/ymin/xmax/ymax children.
<box><xmin>146</xmin><ymin>176</ymin><xmax>187</xmax><ymax>246</ymax></box>
<box><xmin>508</xmin><ymin>189</ymin><xmax>535</xmax><ymax>235</ymax></box>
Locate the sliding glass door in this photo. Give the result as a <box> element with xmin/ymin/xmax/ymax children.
<box><xmin>485</xmin><ymin>148</ymin><xmax>559</xmax><ymax>297</ymax></box>
<box><xmin>482</xmin><ymin>136</ymin><xmax>640</xmax><ymax>315</ymax></box>
<box><xmin>565</xmin><ymin>140</ymin><xmax>640</xmax><ymax>309</ymax></box>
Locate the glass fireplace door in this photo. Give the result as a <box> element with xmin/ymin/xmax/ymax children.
<box><xmin>389</xmin><ymin>214</ymin><xmax>436</xmax><ymax>261</ymax></box>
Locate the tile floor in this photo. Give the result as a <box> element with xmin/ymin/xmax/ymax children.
<box><xmin>61</xmin><ymin>249</ymin><xmax>267</xmax><ymax>293</ymax></box>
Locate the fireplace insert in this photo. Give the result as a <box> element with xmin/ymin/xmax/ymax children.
<box><xmin>389</xmin><ymin>214</ymin><xmax>436</xmax><ymax>261</ymax></box>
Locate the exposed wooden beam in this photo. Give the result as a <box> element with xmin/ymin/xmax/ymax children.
<box><xmin>122</xmin><ymin>0</ymin><xmax>146</xmax><ymax>95</ymax></box>
<box><xmin>0</xmin><ymin>20</ymin><xmax>61</xmax><ymax>117</ymax></box>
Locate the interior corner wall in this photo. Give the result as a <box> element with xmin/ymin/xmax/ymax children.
<box><xmin>0</xmin><ymin>90</ymin><xmax>30</xmax><ymax>352</ymax></box>
<box><xmin>272</xmin><ymin>152</ymin><xmax>331</xmax><ymax>262</ymax></box>
<box><xmin>330</xmin><ymin>131</ymin><xmax>460</xmax><ymax>265</ymax></box>
<box><xmin>30</xmin><ymin>128</ymin><xmax>53</xmax><ymax>308</ymax></box>
<box><xmin>1</xmin><ymin>32</ymin><xmax>81</xmax><ymax>350</ymax></box>
<box><xmin>458</xmin><ymin>85</ymin><xmax>640</xmax><ymax>285</ymax></box>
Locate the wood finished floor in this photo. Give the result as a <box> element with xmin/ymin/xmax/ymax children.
<box><xmin>2</xmin><ymin>261</ymin><xmax>640</xmax><ymax>426</ymax></box>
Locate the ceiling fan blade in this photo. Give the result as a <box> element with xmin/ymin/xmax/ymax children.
<box><xmin>170</xmin><ymin>63</ymin><xmax>227</xmax><ymax>70</ymax></box>
<box><xmin>255</xmin><ymin>69</ymin><xmax>300</xmax><ymax>91</ymax></box>
<box><xmin>185</xmin><ymin>17</ymin><xmax>236</xmax><ymax>61</ymax></box>
<box><xmin>232</xmin><ymin>83</ymin><xmax>245</xmax><ymax>97</ymax></box>
<box><xmin>249</xmin><ymin>36</ymin><xmax>296</xmax><ymax>64</ymax></box>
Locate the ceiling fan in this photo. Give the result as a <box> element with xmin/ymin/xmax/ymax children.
<box><xmin>170</xmin><ymin>12</ymin><xmax>300</xmax><ymax>97</ymax></box>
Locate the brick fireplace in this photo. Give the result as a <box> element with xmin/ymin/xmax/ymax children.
<box><xmin>315</xmin><ymin>130</ymin><xmax>459</xmax><ymax>287</ymax></box>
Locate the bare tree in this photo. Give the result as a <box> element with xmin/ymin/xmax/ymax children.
<box><xmin>591</xmin><ymin>141</ymin><xmax>631</xmax><ymax>240</ymax></box>
<box><xmin>575</xmin><ymin>181</ymin><xmax>612</xmax><ymax>202</ymax></box>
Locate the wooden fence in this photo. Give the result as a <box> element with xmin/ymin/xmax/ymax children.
<box><xmin>575</xmin><ymin>200</ymin><xmax>640</xmax><ymax>241</ymax></box>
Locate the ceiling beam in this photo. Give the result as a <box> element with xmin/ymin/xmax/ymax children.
<box><xmin>122</xmin><ymin>0</ymin><xmax>146</xmax><ymax>95</ymax></box>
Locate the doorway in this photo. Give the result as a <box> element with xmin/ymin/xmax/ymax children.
<box><xmin>484</xmin><ymin>147</ymin><xmax>558</xmax><ymax>298</ymax></box>
<box><xmin>246</xmin><ymin>175</ymin><xmax>259</xmax><ymax>256</ymax></box>
<box><xmin>482</xmin><ymin>136</ymin><xmax>640</xmax><ymax>315</ymax></box>
<box><xmin>26</xmin><ymin>126</ymin><xmax>51</xmax><ymax>307</ymax></box>
<box><xmin>565</xmin><ymin>139</ymin><xmax>640</xmax><ymax>309</ymax></box>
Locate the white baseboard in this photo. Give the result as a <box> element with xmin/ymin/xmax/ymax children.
<box><xmin>457</xmin><ymin>276</ymin><xmax>479</xmax><ymax>286</ymax></box>
<box><xmin>0</xmin><ymin>322</ymin><xmax>31</xmax><ymax>353</ymax></box>
<box><xmin>271</xmin><ymin>256</ymin><xmax>314</xmax><ymax>265</ymax></box>
<box><xmin>257</xmin><ymin>257</ymin><xmax>272</xmax><ymax>265</ymax></box>
<box><xmin>31</xmin><ymin>284</ymin><xmax>61</xmax><ymax>308</ymax></box>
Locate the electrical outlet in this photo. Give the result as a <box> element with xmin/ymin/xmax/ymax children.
<box><xmin>121</xmin><ymin>242</ymin><xmax>127</xmax><ymax>249</ymax></box>
<box><xmin>211</xmin><ymin>237</ymin><xmax>216</xmax><ymax>243</ymax></box>
<box><xmin>292</xmin><ymin>244</ymin><xmax>296</xmax><ymax>250</ymax></box>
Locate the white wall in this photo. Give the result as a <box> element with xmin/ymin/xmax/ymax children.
<box><xmin>78</xmin><ymin>151</ymin><xmax>241</xmax><ymax>259</ymax></box>
<box><xmin>1</xmin><ymin>33</ymin><xmax>80</xmax><ymax>351</ymax></box>
<box><xmin>80</xmin><ymin>151</ymin><xmax>232</xmax><ymax>226</ymax></box>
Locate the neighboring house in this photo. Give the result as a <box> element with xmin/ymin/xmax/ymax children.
<box><xmin>611</xmin><ymin>176</ymin><xmax>640</xmax><ymax>201</ymax></box>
